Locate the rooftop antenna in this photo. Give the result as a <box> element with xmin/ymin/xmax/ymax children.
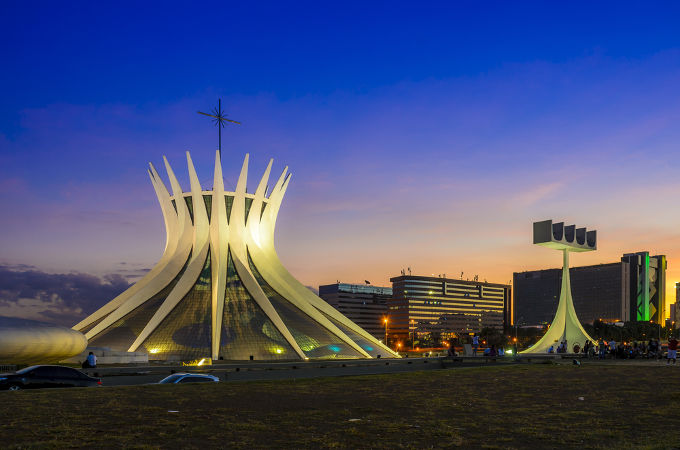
<box><xmin>198</xmin><ymin>98</ymin><xmax>241</xmax><ymax>153</ymax></box>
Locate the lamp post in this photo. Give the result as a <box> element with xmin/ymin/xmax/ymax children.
<box><xmin>410</xmin><ymin>319</ymin><xmax>415</xmax><ymax>350</ymax></box>
<box><xmin>384</xmin><ymin>317</ymin><xmax>389</xmax><ymax>347</ymax></box>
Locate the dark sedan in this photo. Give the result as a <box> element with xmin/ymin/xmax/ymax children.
<box><xmin>0</xmin><ymin>365</ymin><xmax>102</xmax><ymax>390</ymax></box>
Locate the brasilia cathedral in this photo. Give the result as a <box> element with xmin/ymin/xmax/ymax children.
<box><xmin>74</xmin><ymin>151</ymin><xmax>398</xmax><ymax>361</ymax></box>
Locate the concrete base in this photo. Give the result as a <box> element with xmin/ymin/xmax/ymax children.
<box><xmin>61</xmin><ymin>348</ymin><xmax>148</xmax><ymax>365</ymax></box>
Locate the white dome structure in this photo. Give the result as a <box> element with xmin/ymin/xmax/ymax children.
<box><xmin>74</xmin><ymin>151</ymin><xmax>398</xmax><ymax>361</ymax></box>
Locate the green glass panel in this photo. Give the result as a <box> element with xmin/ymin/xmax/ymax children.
<box><xmin>184</xmin><ymin>196</ymin><xmax>194</xmax><ymax>223</ymax></box>
<box><xmin>203</xmin><ymin>195</ymin><xmax>212</xmax><ymax>220</ymax></box>
<box><xmin>225</xmin><ymin>196</ymin><xmax>234</xmax><ymax>223</ymax></box>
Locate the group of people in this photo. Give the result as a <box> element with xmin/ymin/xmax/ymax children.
<box><xmin>547</xmin><ymin>341</ymin><xmax>570</xmax><ymax>354</ymax></box>
<box><xmin>548</xmin><ymin>337</ymin><xmax>680</xmax><ymax>364</ymax></box>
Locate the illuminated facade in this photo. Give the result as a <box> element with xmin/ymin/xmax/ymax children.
<box><xmin>521</xmin><ymin>220</ymin><xmax>597</xmax><ymax>354</ymax></box>
<box><xmin>74</xmin><ymin>152</ymin><xmax>398</xmax><ymax>361</ymax></box>
<box><xmin>388</xmin><ymin>275</ymin><xmax>510</xmax><ymax>341</ymax></box>
<box><xmin>621</xmin><ymin>252</ymin><xmax>666</xmax><ymax>323</ymax></box>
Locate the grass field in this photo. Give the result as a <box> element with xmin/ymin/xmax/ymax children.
<box><xmin>1</xmin><ymin>363</ymin><xmax>679</xmax><ymax>449</ymax></box>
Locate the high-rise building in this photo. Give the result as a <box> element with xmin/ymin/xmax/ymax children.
<box><xmin>621</xmin><ymin>252</ymin><xmax>666</xmax><ymax>323</ymax></box>
<box><xmin>74</xmin><ymin>152</ymin><xmax>398</xmax><ymax>361</ymax></box>
<box><xmin>318</xmin><ymin>283</ymin><xmax>392</xmax><ymax>339</ymax></box>
<box><xmin>670</xmin><ymin>282</ymin><xmax>680</xmax><ymax>329</ymax></box>
<box><xmin>388</xmin><ymin>275</ymin><xmax>511</xmax><ymax>341</ymax></box>
<box><xmin>513</xmin><ymin>251</ymin><xmax>666</xmax><ymax>326</ymax></box>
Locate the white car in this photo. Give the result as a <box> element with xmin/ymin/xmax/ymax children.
<box><xmin>158</xmin><ymin>373</ymin><xmax>219</xmax><ymax>384</ymax></box>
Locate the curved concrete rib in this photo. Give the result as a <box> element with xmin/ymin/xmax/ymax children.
<box><xmin>128</xmin><ymin>153</ymin><xmax>212</xmax><ymax>352</ymax></box>
<box><xmin>227</xmin><ymin>154</ymin><xmax>306</xmax><ymax>359</ymax></box>
<box><xmin>258</xmin><ymin>172</ymin><xmax>398</xmax><ymax>357</ymax></box>
<box><xmin>520</xmin><ymin>249</ymin><xmax>595</xmax><ymax>354</ymax></box>
<box><xmin>80</xmin><ymin>151</ymin><xmax>399</xmax><ymax>361</ymax></box>
<box><xmin>73</xmin><ymin>165</ymin><xmax>180</xmax><ymax>331</ymax></box>
<box><xmin>244</xmin><ymin>165</ymin><xmax>370</xmax><ymax>357</ymax></box>
<box><xmin>209</xmin><ymin>150</ymin><xmax>229</xmax><ymax>359</ymax></box>
<box><xmin>84</xmin><ymin>157</ymin><xmax>194</xmax><ymax>340</ymax></box>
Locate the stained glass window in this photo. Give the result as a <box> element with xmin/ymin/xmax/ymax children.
<box><xmin>225</xmin><ymin>195</ymin><xmax>234</xmax><ymax>223</ymax></box>
<box><xmin>141</xmin><ymin>252</ymin><xmax>212</xmax><ymax>361</ymax></box>
<box><xmin>77</xmin><ymin>313</ymin><xmax>110</xmax><ymax>334</ymax></box>
<box><xmin>323</xmin><ymin>313</ymin><xmax>386</xmax><ymax>358</ymax></box>
<box><xmin>248</xmin><ymin>252</ymin><xmax>363</xmax><ymax>359</ymax></box>
<box><xmin>244</xmin><ymin>198</ymin><xmax>253</xmax><ymax>224</ymax></box>
<box><xmin>203</xmin><ymin>195</ymin><xmax>212</xmax><ymax>220</ymax></box>
<box><xmin>219</xmin><ymin>250</ymin><xmax>294</xmax><ymax>360</ymax></box>
<box><xmin>88</xmin><ymin>254</ymin><xmax>192</xmax><ymax>351</ymax></box>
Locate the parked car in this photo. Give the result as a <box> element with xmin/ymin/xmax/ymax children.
<box><xmin>0</xmin><ymin>365</ymin><xmax>102</xmax><ymax>390</ymax></box>
<box><xmin>158</xmin><ymin>373</ymin><xmax>219</xmax><ymax>384</ymax></box>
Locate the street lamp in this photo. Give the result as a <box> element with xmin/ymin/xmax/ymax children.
<box><xmin>383</xmin><ymin>317</ymin><xmax>389</xmax><ymax>347</ymax></box>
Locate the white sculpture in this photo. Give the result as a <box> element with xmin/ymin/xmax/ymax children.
<box><xmin>74</xmin><ymin>151</ymin><xmax>398</xmax><ymax>361</ymax></box>
<box><xmin>520</xmin><ymin>220</ymin><xmax>597</xmax><ymax>354</ymax></box>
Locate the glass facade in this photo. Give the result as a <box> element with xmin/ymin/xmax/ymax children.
<box><xmin>219</xmin><ymin>249</ymin><xmax>295</xmax><ymax>360</ymax></box>
<box><xmin>244</xmin><ymin>198</ymin><xmax>253</xmax><ymax>224</ymax></box>
<box><xmin>141</xmin><ymin>252</ymin><xmax>212</xmax><ymax>360</ymax></box>
<box><xmin>184</xmin><ymin>196</ymin><xmax>194</xmax><ymax>222</ymax></box>
<box><xmin>225</xmin><ymin>196</ymin><xmax>233</xmax><ymax>223</ymax></box>
<box><xmin>324</xmin><ymin>313</ymin><xmax>386</xmax><ymax>358</ymax></box>
<box><xmin>78</xmin><ymin>314</ymin><xmax>110</xmax><ymax>335</ymax></box>
<box><xmin>203</xmin><ymin>195</ymin><xmax>212</xmax><ymax>219</ymax></box>
<box><xmin>248</xmin><ymin>253</ymin><xmax>363</xmax><ymax>359</ymax></box>
<box><xmin>80</xmin><ymin>154</ymin><xmax>396</xmax><ymax>362</ymax></box>
<box><xmin>88</xmin><ymin>254</ymin><xmax>191</xmax><ymax>351</ymax></box>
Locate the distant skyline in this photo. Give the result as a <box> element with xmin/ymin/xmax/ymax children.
<box><xmin>2</xmin><ymin>2</ymin><xmax>680</xmax><ymax>325</ymax></box>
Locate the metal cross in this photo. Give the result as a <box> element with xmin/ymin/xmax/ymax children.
<box><xmin>198</xmin><ymin>98</ymin><xmax>241</xmax><ymax>152</ymax></box>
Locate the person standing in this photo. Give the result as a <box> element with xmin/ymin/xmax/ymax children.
<box><xmin>609</xmin><ymin>339</ymin><xmax>617</xmax><ymax>359</ymax></box>
<box><xmin>472</xmin><ymin>335</ymin><xmax>479</xmax><ymax>356</ymax></box>
<box><xmin>667</xmin><ymin>336</ymin><xmax>678</xmax><ymax>366</ymax></box>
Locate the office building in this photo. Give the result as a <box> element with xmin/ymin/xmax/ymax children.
<box><xmin>388</xmin><ymin>275</ymin><xmax>511</xmax><ymax>341</ymax></box>
<box><xmin>670</xmin><ymin>283</ymin><xmax>680</xmax><ymax>329</ymax></box>
<box><xmin>513</xmin><ymin>251</ymin><xmax>666</xmax><ymax>326</ymax></box>
<box><xmin>319</xmin><ymin>283</ymin><xmax>392</xmax><ymax>339</ymax></box>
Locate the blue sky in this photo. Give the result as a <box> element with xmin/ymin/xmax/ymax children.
<box><xmin>2</xmin><ymin>2</ymin><xmax>680</xmax><ymax>323</ymax></box>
